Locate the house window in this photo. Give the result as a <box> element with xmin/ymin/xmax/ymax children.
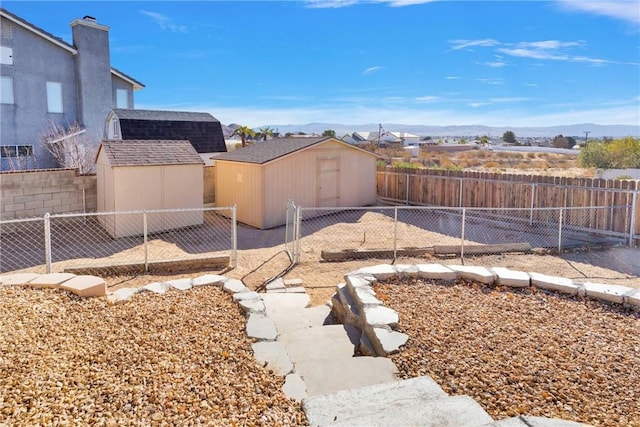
<box><xmin>0</xmin><ymin>46</ymin><xmax>13</xmax><ymax>65</ymax></box>
<box><xmin>1</xmin><ymin>145</ymin><xmax>33</xmax><ymax>158</ymax></box>
<box><xmin>0</xmin><ymin>76</ymin><xmax>13</xmax><ymax>104</ymax></box>
<box><xmin>46</xmin><ymin>81</ymin><xmax>63</xmax><ymax>113</ymax></box>
<box><xmin>116</xmin><ymin>89</ymin><xmax>128</xmax><ymax>108</ymax></box>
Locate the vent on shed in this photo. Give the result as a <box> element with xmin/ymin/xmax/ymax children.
<box><xmin>2</xmin><ymin>23</ymin><xmax>12</xmax><ymax>39</ymax></box>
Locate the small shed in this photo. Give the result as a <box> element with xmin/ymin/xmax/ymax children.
<box><xmin>104</xmin><ymin>109</ymin><xmax>227</xmax><ymax>154</ymax></box>
<box><xmin>214</xmin><ymin>137</ymin><xmax>378</xmax><ymax>229</ymax></box>
<box><xmin>95</xmin><ymin>140</ymin><xmax>204</xmax><ymax>238</ymax></box>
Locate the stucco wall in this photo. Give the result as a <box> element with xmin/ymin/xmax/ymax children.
<box><xmin>0</xmin><ymin>16</ymin><xmax>79</xmax><ymax>170</ymax></box>
<box><xmin>0</xmin><ymin>169</ymin><xmax>97</xmax><ymax>219</ymax></box>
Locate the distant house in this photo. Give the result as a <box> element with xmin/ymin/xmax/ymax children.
<box><xmin>95</xmin><ymin>140</ymin><xmax>204</xmax><ymax>238</ymax></box>
<box><xmin>0</xmin><ymin>8</ymin><xmax>144</xmax><ymax>171</ymax></box>
<box><xmin>214</xmin><ymin>137</ymin><xmax>378</xmax><ymax>229</ymax></box>
<box><xmin>104</xmin><ymin>109</ymin><xmax>227</xmax><ymax>156</ymax></box>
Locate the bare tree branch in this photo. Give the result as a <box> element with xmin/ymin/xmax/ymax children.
<box><xmin>40</xmin><ymin>121</ymin><xmax>96</xmax><ymax>174</ymax></box>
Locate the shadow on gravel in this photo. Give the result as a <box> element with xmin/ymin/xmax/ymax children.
<box><xmin>560</xmin><ymin>247</ymin><xmax>640</xmax><ymax>277</ymax></box>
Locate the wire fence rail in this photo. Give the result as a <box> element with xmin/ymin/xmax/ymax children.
<box><xmin>285</xmin><ymin>204</ymin><xmax>633</xmax><ymax>265</ymax></box>
<box><xmin>0</xmin><ymin>206</ymin><xmax>237</xmax><ymax>275</ymax></box>
<box><xmin>377</xmin><ymin>169</ymin><xmax>640</xmax><ymax>244</ymax></box>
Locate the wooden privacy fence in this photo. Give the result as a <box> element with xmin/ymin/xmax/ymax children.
<box><xmin>377</xmin><ymin>167</ymin><xmax>640</xmax><ymax>246</ymax></box>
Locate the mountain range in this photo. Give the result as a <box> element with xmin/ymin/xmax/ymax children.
<box><xmin>246</xmin><ymin>123</ymin><xmax>639</xmax><ymax>139</ymax></box>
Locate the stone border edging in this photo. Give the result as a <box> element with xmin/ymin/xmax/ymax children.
<box><xmin>331</xmin><ymin>264</ymin><xmax>640</xmax><ymax>358</ymax></box>
<box><xmin>0</xmin><ymin>272</ymin><xmax>106</xmax><ymax>297</ymax></box>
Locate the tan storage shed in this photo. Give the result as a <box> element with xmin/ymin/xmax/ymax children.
<box><xmin>214</xmin><ymin>137</ymin><xmax>378</xmax><ymax>229</ymax></box>
<box><xmin>96</xmin><ymin>140</ymin><xmax>204</xmax><ymax>238</ymax></box>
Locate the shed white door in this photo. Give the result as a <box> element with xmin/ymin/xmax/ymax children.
<box><xmin>317</xmin><ymin>158</ymin><xmax>340</xmax><ymax>207</ymax></box>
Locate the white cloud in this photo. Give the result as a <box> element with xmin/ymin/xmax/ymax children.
<box><xmin>497</xmin><ymin>47</ymin><xmax>569</xmax><ymax>61</ymax></box>
<box><xmin>449</xmin><ymin>38</ymin><xmax>500</xmax><ymax>51</ymax></box>
<box><xmin>477</xmin><ymin>78</ymin><xmax>504</xmax><ymax>85</ymax></box>
<box><xmin>555</xmin><ymin>0</ymin><xmax>640</xmax><ymax>25</ymax></box>
<box><xmin>140</xmin><ymin>10</ymin><xmax>188</xmax><ymax>33</ymax></box>
<box><xmin>362</xmin><ymin>65</ymin><xmax>383</xmax><ymax>75</ymax></box>
<box><xmin>520</xmin><ymin>40</ymin><xmax>583</xmax><ymax>49</ymax></box>
<box><xmin>381</xmin><ymin>0</ymin><xmax>436</xmax><ymax>6</ymax></box>
<box><xmin>305</xmin><ymin>0</ymin><xmax>359</xmax><ymax>8</ymax></box>
<box><xmin>414</xmin><ymin>96</ymin><xmax>440</xmax><ymax>103</ymax></box>
<box><xmin>445</xmin><ymin>76</ymin><xmax>460</xmax><ymax>80</ymax></box>
<box><xmin>305</xmin><ymin>0</ymin><xmax>435</xmax><ymax>7</ymax></box>
<box><xmin>485</xmin><ymin>61</ymin><xmax>507</xmax><ymax>68</ymax></box>
<box><xmin>488</xmin><ymin>97</ymin><xmax>532</xmax><ymax>103</ymax></box>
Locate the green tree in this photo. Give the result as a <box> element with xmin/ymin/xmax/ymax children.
<box><xmin>566</xmin><ymin>136</ymin><xmax>577</xmax><ymax>147</ymax></box>
<box><xmin>502</xmin><ymin>131</ymin><xmax>516</xmax><ymax>144</ymax></box>
<box><xmin>231</xmin><ymin>125</ymin><xmax>256</xmax><ymax>147</ymax></box>
<box><xmin>257</xmin><ymin>126</ymin><xmax>274</xmax><ymax>141</ymax></box>
<box><xmin>607</xmin><ymin>137</ymin><xmax>640</xmax><ymax>168</ymax></box>
<box><xmin>322</xmin><ymin>129</ymin><xmax>336</xmax><ymax>138</ymax></box>
<box><xmin>578</xmin><ymin>137</ymin><xmax>640</xmax><ymax>169</ymax></box>
<box><xmin>284</xmin><ymin>132</ymin><xmax>294</xmax><ymax>138</ymax></box>
<box><xmin>479</xmin><ymin>135</ymin><xmax>489</xmax><ymax>145</ymax></box>
<box><xmin>552</xmin><ymin>134</ymin><xmax>570</xmax><ymax>149</ymax></box>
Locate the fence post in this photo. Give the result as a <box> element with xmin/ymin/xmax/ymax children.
<box><xmin>459</xmin><ymin>178</ymin><xmax>464</xmax><ymax>208</ymax></box>
<box><xmin>557</xmin><ymin>207</ymin><xmax>564</xmax><ymax>252</ymax></box>
<box><xmin>393</xmin><ymin>206</ymin><xmax>398</xmax><ymax>261</ymax></box>
<box><xmin>44</xmin><ymin>213</ymin><xmax>52</xmax><ymax>274</ymax></box>
<box><xmin>629</xmin><ymin>190</ymin><xmax>638</xmax><ymax>247</ymax></box>
<box><xmin>143</xmin><ymin>211</ymin><xmax>148</xmax><ymax>272</ymax></box>
<box><xmin>460</xmin><ymin>208</ymin><xmax>466</xmax><ymax>265</ymax></box>
<box><xmin>529</xmin><ymin>183</ymin><xmax>536</xmax><ymax>225</ymax></box>
<box><xmin>406</xmin><ymin>174</ymin><xmax>410</xmax><ymax>205</ymax></box>
<box><xmin>385</xmin><ymin>171</ymin><xmax>389</xmax><ymax>198</ymax></box>
<box><xmin>231</xmin><ymin>205</ymin><xmax>238</xmax><ymax>268</ymax></box>
<box><xmin>294</xmin><ymin>205</ymin><xmax>302</xmax><ymax>264</ymax></box>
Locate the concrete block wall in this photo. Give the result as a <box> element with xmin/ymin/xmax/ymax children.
<box><xmin>0</xmin><ymin>169</ymin><xmax>97</xmax><ymax>220</ymax></box>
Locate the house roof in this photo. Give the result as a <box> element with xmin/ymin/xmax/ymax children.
<box><xmin>1</xmin><ymin>7</ymin><xmax>76</xmax><ymax>53</ymax></box>
<box><xmin>112</xmin><ymin>109</ymin><xmax>218</xmax><ymax>122</ymax></box>
<box><xmin>98</xmin><ymin>140</ymin><xmax>204</xmax><ymax>167</ymax></box>
<box><xmin>111</xmin><ymin>67</ymin><xmax>145</xmax><ymax>90</ymax></box>
<box><xmin>214</xmin><ymin>137</ymin><xmax>378</xmax><ymax>165</ymax></box>
<box><xmin>0</xmin><ymin>8</ymin><xmax>144</xmax><ymax>89</ymax></box>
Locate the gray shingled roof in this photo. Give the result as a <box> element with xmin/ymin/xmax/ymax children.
<box><xmin>99</xmin><ymin>140</ymin><xmax>204</xmax><ymax>167</ymax></box>
<box><xmin>112</xmin><ymin>109</ymin><xmax>218</xmax><ymax>122</ymax></box>
<box><xmin>214</xmin><ymin>137</ymin><xmax>333</xmax><ymax>164</ymax></box>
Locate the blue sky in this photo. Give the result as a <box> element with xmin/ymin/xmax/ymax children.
<box><xmin>6</xmin><ymin>0</ymin><xmax>640</xmax><ymax>127</ymax></box>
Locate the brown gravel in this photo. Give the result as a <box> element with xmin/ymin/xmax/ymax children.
<box><xmin>377</xmin><ymin>278</ymin><xmax>640</xmax><ymax>427</ymax></box>
<box><xmin>0</xmin><ymin>286</ymin><xmax>306</xmax><ymax>426</ymax></box>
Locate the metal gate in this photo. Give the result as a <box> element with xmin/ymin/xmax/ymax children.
<box><xmin>284</xmin><ymin>199</ymin><xmax>300</xmax><ymax>263</ymax></box>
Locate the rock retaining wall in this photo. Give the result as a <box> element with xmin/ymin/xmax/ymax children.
<box><xmin>330</xmin><ymin>263</ymin><xmax>640</xmax><ymax>358</ymax></box>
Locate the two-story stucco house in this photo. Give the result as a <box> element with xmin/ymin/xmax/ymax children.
<box><xmin>0</xmin><ymin>8</ymin><xmax>144</xmax><ymax>171</ymax></box>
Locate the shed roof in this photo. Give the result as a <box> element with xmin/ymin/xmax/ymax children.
<box><xmin>112</xmin><ymin>109</ymin><xmax>218</xmax><ymax>122</ymax></box>
<box><xmin>98</xmin><ymin>140</ymin><xmax>204</xmax><ymax>167</ymax></box>
<box><xmin>214</xmin><ymin>137</ymin><xmax>377</xmax><ymax>165</ymax></box>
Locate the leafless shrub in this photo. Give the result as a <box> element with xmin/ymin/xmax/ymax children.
<box><xmin>40</xmin><ymin>121</ymin><xmax>96</xmax><ymax>174</ymax></box>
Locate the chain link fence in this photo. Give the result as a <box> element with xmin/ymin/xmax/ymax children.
<box><xmin>285</xmin><ymin>204</ymin><xmax>632</xmax><ymax>265</ymax></box>
<box><xmin>0</xmin><ymin>207</ymin><xmax>236</xmax><ymax>276</ymax></box>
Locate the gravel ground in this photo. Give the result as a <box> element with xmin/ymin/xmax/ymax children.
<box><xmin>0</xmin><ymin>286</ymin><xmax>306</xmax><ymax>426</ymax></box>
<box><xmin>377</xmin><ymin>278</ymin><xmax>640</xmax><ymax>427</ymax></box>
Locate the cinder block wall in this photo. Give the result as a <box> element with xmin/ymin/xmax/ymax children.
<box><xmin>0</xmin><ymin>169</ymin><xmax>97</xmax><ymax>220</ymax></box>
